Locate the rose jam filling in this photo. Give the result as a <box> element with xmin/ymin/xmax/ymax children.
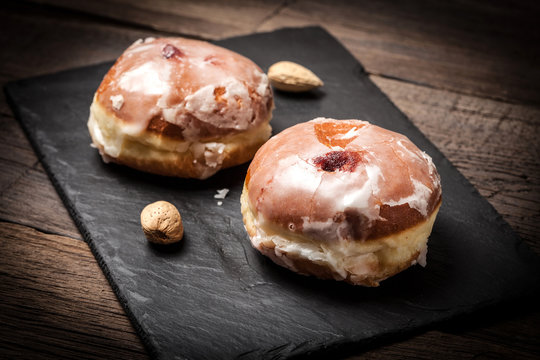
<box><xmin>162</xmin><ymin>44</ymin><xmax>184</xmax><ymax>59</ymax></box>
<box><xmin>313</xmin><ymin>151</ymin><xmax>361</xmax><ymax>172</ymax></box>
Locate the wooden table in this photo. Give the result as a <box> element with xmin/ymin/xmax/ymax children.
<box><xmin>1</xmin><ymin>1</ymin><xmax>539</xmax><ymax>358</ymax></box>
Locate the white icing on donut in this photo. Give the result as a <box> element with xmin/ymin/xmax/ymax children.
<box><xmin>247</xmin><ymin>118</ymin><xmax>442</xmax><ymax>242</ymax></box>
<box><xmin>243</xmin><ymin>184</ymin><xmax>440</xmax><ymax>285</ymax></box>
<box><xmin>417</xmin><ymin>244</ymin><xmax>428</xmax><ymax>267</ymax></box>
<box><xmin>88</xmin><ymin>112</ymin><xmax>121</xmax><ymax>158</ymax></box>
<box><xmin>301</xmin><ymin>217</ymin><xmax>350</xmax><ymax>243</ymax></box>
<box><xmin>110</xmin><ymin>94</ymin><xmax>124</xmax><ymax>110</ymax></box>
<box><xmin>385</xmin><ymin>178</ymin><xmax>432</xmax><ymax>216</ymax></box>
<box><xmin>183</xmin><ymin>85</ymin><xmax>218</xmax><ymax>117</ymax></box>
<box><xmin>131</xmin><ymin>38</ymin><xmax>144</xmax><ymax>46</ymax></box>
<box><xmin>338</xmin><ymin>126</ymin><xmax>363</xmax><ymax>140</ymax></box>
<box><xmin>273</xmin><ymin>155</ymin><xmax>323</xmax><ymax>195</ymax></box>
<box><xmin>180</xmin><ymin>78</ymin><xmax>253</xmax><ymax>131</ymax></box>
<box><xmin>254</xmin><ymin>70</ymin><xmax>270</xmax><ymax>97</ymax></box>
<box><xmin>118</xmin><ymin>62</ymin><xmax>171</xmax><ymax>95</ymax></box>
<box><xmin>203</xmin><ymin>143</ymin><xmax>226</xmax><ymax>167</ymax></box>
<box><xmin>97</xmin><ymin>37</ymin><xmax>272</xmax><ymax>141</ymax></box>
<box><xmin>250</xmin><ymin>218</ymin><xmax>353</xmax><ymax>279</ymax></box>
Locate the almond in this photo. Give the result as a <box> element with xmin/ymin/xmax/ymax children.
<box><xmin>140</xmin><ymin>201</ymin><xmax>184</xmax><ymax>244</ymax></box>
<box><xmin>267</xmin><ymin>61</ymin><xmax>323</xmax><ymax>92</ymax></box>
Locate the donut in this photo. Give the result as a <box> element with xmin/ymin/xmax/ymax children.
<box><xmin>241</xmin><ymin>118</ymin><xmax>442</xmax><ymax>286</ymax></box>
<box><xmin>88</xmin><ymin>37</ymin><xmax>274</xmax><ymax>179</ymax></box>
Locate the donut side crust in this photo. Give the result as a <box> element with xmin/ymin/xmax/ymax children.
<box><xmin>241</xmin><ymin>184</ymin><xmax>441</xmax><ymax>287</ymax></box>
<box><xmin>88</xmin><ymin>99</ymin><xmax>272</xmax><ymax>179</ymax></box>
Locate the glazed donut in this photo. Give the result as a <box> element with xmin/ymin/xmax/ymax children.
<box><xmin>241</xmin><ymin>118</ymin><xmax>442</xmax><ymax>286</ymax></box>
<box><xmin>88</xmin><ymin>37</ymin><xmax>273</xmax><ymax>179</ymax></box>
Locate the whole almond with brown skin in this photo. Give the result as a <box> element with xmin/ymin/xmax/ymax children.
<box><xmin>141</xmin><ymin>201</ymin><xmax>184</xmax><ymax>244</ymax></box>
<box><xmin>268</xmin><ymin>61</ymin><xmax>323</xmax><ymax>92</ymax></box>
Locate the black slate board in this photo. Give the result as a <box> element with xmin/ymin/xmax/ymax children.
<box><xmin>5</xmin><ymin>27</ymin><xmax>540</xmax><ymax>360</ymax></box>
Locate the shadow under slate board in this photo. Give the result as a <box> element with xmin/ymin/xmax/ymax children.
<box><xmin>5</xmin><ymin>27</ymin><xmax>540</xmax><ymax>360</ymax></box>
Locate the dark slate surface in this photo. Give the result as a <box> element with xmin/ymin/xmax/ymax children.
<box><xmin>5</xmin><ymin>27</ymin><xmax>540</xmax><ymax>360</ymax></box>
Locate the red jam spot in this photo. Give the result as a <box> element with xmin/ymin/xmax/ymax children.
<box><xmin>313</xmin><ymin>151</ymin><xmax>362</xmax><ymax>172</ymax></box>
<box><xmin>162</xmin><ymin>44</ymin><xmax>184</xmax><ymax>59</ymax></box>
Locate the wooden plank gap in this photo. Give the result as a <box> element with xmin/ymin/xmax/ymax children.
<box><xmin>0</xmin><ymin>339</ymin><xmax>76</xmax><ymax>360</ymax></box>
<box><xmin>0</xmin><ymin>219</ymin><xmax>80</xmax><ymax>243</ymax></box>
<box><xmin>256</xmin><ymin>0</ymin><xmax>296</xmax><ymax>32</ymax></box>
<box><xmin>0</xmin><ymin>159</ymin><xmax>40</xmax><ymax>198</ymax></box>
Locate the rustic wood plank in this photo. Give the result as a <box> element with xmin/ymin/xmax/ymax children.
<box><xmin>257</xmin><ymin>0</ymin><xmax>540</xmax><ymax>105</ymax></box>
<box><xmin>0</xmin><ymin>221</ymin><xmax>149</xmax><ymax>360</ymax></box>
<box><xmin>0</xmin><ymin>109</ymin><xmax>36</xmax><ymax>185</ymax></box>
<box><xmin>0</xmin><ymin>113</ymin><xmax>38</xmax><ymax>196</ymax></box>
<box><xmin>0</xmin><ymin>2</ymin><xmax>161</xmax><ymax>82</ymax></box>
<box><xmin>23</xmin><ymin>0</ymin><xmax>540</xmax><ymax>104</ymax></box>
<box><xmin>371</xmin><ymin>75</ymin><xmax>540</xmax><ymax>249</ymax></box>
<box><xmin>0</xmin><ymin>109</ymin><xmax>78</xmax><ymax>237</ymax></box>
<box><xmin>438</xmin><ymin>309</ymin><xmax>540</xmax><ymax>357</ymax></box>
<box><xmin>23</xmin><ymin>0</ymin><xmax>282</xmax><ymax>39</ymax></box>
<box><xmin>0</xmin><ymin>159</ymin><xmax>82</xmax><ymax>240</ymax></box>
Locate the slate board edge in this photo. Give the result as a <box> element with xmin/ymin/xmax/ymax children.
<box><xmin>3</xmin><ymin>84</ymin><xmax>161</xmax><ymax>360</ymax></box>
<box><xmin>4</xmin><ymin>26</ymin><xmax>540</xmax><ymax>360</ymax></box>
<box><xmin>291</xmin><ymin>293</ymin><xmax>540</xmax><ymax>360</ymax></box>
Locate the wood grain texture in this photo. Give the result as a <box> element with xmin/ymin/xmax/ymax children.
<box><xmin>27</xmin><ymin>0</ymin><xmax>282</xmax><ymax>39</ymax></box>
<box><xmin>0</xmin><ymin>159</ymin><xmax>82</xmax><ymax>240</ymax></box>
<box><xmin>1</xmin><ymin>0</ymin><xmax>539</xmax><ymax>359</ymax></box>
<box><xmin>0</xmin><ymin>115</ymin><xmax>37</xmax><ymax>193</ymax></box>
<box><xmin>259</xmin><ymin>0</ymin><xmax>540</xmax><ymax>105</ymax></box>
<box><xmin>0</xmin><ymin>221</ymin><xmax>149</xmax><ymax>360</ymax></box>
<box><xmin>24</xmin><ymin>0</ymin><xmax>540</xmax><ymax>104</ymax></box>
<box><xmin>0</xmin><ymin>2</ymin><xmax>157</xmax><ymax>239</ymax></box>
<box><xmin>0</xmin><ymin>2</ymin><xmax>158</xmax><ymax>81</ymax></box>
<box><xmin>0</xmin><ymin>111</ymin><xmax>81</xmax><ymax>239</ymax></box>
<box><xmin>372</xmin><ymin>75</ymin><xmax>540</xmax><ymax>249</ymax></box>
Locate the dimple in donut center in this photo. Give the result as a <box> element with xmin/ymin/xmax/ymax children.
<box><xmin>313</xmin><ymin>150</ymin><xmax>362</xmax><ymax>172</ymax></box>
